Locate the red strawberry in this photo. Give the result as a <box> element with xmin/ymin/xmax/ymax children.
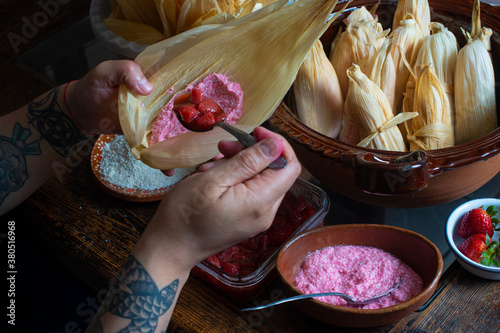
<box><xmin>458</xmin><ymin>206</ymin><xmax>498</xmax><ymax>239</ymax></box>
<box><xmin>457</xmin><ymin>234</ymin><xmax>500</xmax><ymax>266</ymax></box>
<box><xmin>221</xmin><ymin>262</ymin><xmax>240</xmax><ymax>276</ymax></box>
<box><xmin>190</xmin><ymin>112</ymin><xmax>215</xmax><ymax>131</ymax></box>
<box><xmin>206</xmin><ymin>255</ymin><xmax>221</xmax><ymax>268</ymax></box>
<box><xmin>190</xmin><ymin>88</ymin><xmax>204</xmax><ymax>105</ymax></box>
<box><xmin>198</xmin><ymin>98</ymin><xmax>223</xmax><ymax>114</ymax></box>
<box><xmin>178</xmin><ymin>105</ymin><xmax>199</xmax><ymax>124</ymax></box>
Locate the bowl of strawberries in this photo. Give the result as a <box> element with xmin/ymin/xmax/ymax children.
<box><xmin>445</xmin><ymin>198</ymin><xmax>500</xmax><ymax>280</ymax></box>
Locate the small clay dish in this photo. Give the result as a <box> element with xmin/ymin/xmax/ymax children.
<box><xmin>91</xmin><ymin>134</ymin><xmax>172</xmax><ymax>202</ymax></box>
<box><xmin>276</xmin><ymin>224</ymin><xmax>443</xmax><ymax>328</ymax></box>
<box><xmin>445</xmin><ymin>198</ymin><xmax>500</xmax><ymax>280</ymax></box>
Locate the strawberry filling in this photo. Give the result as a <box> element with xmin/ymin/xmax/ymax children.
<box><xmin>173</xmin><ymin>88</ymin><xmax>228</xmax><ymax>132</ymax></box>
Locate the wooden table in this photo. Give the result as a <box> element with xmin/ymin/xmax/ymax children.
<box><xmin>1</xmin><ymin>1</ymin><xmax>499</xmax><ymax>332</ymax></box>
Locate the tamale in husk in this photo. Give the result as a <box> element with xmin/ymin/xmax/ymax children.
<box><xmin>118</xmin><ymin>0</ymin><xmax>350</xmax><ymax>169</ymax></box>
<box><xmin>293</xmin><ymin>39</ymin><xmax>344</xmax><ymax>138</ymax></box>
<box><xmin>413</xmin><ymin>22</ymin><xmax>457</xmax><ymax>121</ymax></box>
<box><xmin>344</xmin><ymin>65</ymin><xmax>417</xmax><ymax>151</ymax></box>
<box><xmin>340</xmin><ymin>37</ymin><xmax>396</xmax><ymax>145</ymax></box>
<box><xmin>329</xmin><ymin>6</ymin><xmax>388</xmax><ymax>99</ymax></box>
<box><xmin>389</xmin><ymin>13</ymin><xmax>423</xmax><ymax>115</ymax></box>
<box><xmin>392</xmin><ymin>0</ymin><xmax>430</xmax><ymax>37</ymax></box>
<box><xmin>407</xmin><ymin>65</ymin><xmax>454</xmax><ymax>150</ymax></box>
<box><xmin>454</xmin><ymin>28</ymin><xmax>497</xmax><ymax>144</ymax></box>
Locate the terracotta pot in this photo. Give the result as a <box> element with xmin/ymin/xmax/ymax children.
<box><xmin>268</xmin><ymin>0</ymin><xmax>500</xmax><ymax>208</ymax></box>
<box><xmin>276</xmin><ymin>224</ymin><xmax>443</xmax><ymax>327</ymax></box>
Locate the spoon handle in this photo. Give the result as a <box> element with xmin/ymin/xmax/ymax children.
<box><xmin>214</xmin><ymin>122</ymin><xmax>287</xmax><ymax>169</ymax></box>
<box><xmin>241</xmin><ymin>292</ymin><xmax>354</xmax><ymax>311</ymax></box>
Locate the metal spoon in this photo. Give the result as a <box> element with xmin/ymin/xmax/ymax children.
<box><xmin>214</xmin><ymin>122</ymin><xmax>287</xmax><ymax>169</ymax></box>
<box><xmin>241</xmin><ymin>278</ymin><xmax>402</xmax><ymax>311</ymax></box>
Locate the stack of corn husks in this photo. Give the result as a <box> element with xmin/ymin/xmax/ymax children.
<box><xmin>296</xmin><ymin>0</ymin><xmax>497</xmax><ymax>151</ymax></box>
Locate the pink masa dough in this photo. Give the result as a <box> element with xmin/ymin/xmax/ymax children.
<box><xmin>149</xmin><ymin>73</ymin><xmax>244</xmax><ymax>146</ymax></box>
<box><xmin>293</xmin><ymin>245</ymin><xmax>423</xmax><ymax>309</ymax></box>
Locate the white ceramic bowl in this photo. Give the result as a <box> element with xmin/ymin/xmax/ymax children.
<box><xmin>445</xmin><ymin>198</ymin><xmax>500</xmax><ymax>280</ymax></box>
<box><xmin>89</xmin><ymin>0</ymin><xmax>147</xmax><ymax>59</ymax></box>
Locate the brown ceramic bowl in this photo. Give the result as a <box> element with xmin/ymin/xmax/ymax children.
<box><xmin>276</xmin><ymin>224</ymin><xmax>443</xmax><ymax>328</ymax></box>
<box><xmin>268</xmin><ymin>0</ymin><xmax>500</xmax><ymax>208</ymax></box>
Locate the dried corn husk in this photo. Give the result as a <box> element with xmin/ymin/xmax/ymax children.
<box><xmin>293</xmin><ymin>39</ymin><xmax>344</xmax><ymax>138</ymax></box>
<box><xmin>344</xmin><ymin>65</ymin><xmax>417</xmax><ymax>151</ymax></box>
<box><xmin>102</xmin><ymin>18</ymin><xmax>166</xmax><ymax>45</ymax></box>
<box><xmin>392</xmin><ymin>0</ymin><xmax>430</xmax><ymax>37</ymax></box>
<box><xmin>389</xmin><ymin>13</ymin><xmax>423</xmax><ymax>115</ymax></box>
<box><xmin>413</xmin><ymin>22</ymin><xmax>458</xmax><ymax>125</ymax></box>
<box><xmin>119</xmin><ymin>0</ymin><xmax>349</xmax><ymax>169</ymax></box>
<box><xmin>407</xmin><ymin>65</ymin><xmax>454</xmax><ymax>150</ymax></box>
<box><xmin>454</xmin><ymin>27</ymin><xmax>497</xmax><ymax>144</ymax></box>
<box><xmin>341</xmin><ymin>37</ymin><xmax>395</xmax><ymax>145</ymax></box>
<box><xmin>106</xmin><ymin>0</ymin><xmax>265</xmax><ymax>41</ymax></box>
<box><xmin>358</xmin><ymin>37</ymin><xmax>396</xmax><ymax>113</ymax></box>
<box><xmin>330</xmin><ymin>6</ymin><xmax>388</xmax><ymax>99</ymax></box>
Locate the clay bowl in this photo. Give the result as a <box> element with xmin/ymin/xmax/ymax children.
<box><xmin>276</xmin><ymin>224</ymin><xmax>443</xmax><ymax>328</ymax></box>
<box><xmin>268</xmin><ymin>0</ymin><xmax>500</xmax><ymax>208</ymax></box>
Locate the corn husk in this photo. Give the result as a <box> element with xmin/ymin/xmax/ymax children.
<box><xmin>106</xmin><ymin>0</ymin><xmax>266</xmax><ymax>41</ymax></box>
<box><xmin>413</xmin><ymin>22</ymin><xmax>458</xmax><ymax>125</ymax></box>
<box><xmin>392</xmin><ymin>0</ymin><xmax>430</xmax><ymax>37</ymax></box>
<box><xmin>454</xmin><ymin>27</ymin><xmax>497</xmax><ymax>144</ymax></box>
<box><xmin>102</xmin><ymin>18</ymin><xmax>166</xmax><ymax>45</ymax></box>
<box><xmin>340</xmin><ymin>37</ymin><xmax>395</xmax><ymax>145</ymax></box>
<box><xmin>389</xmin><ymin>13</ymin><xmax>423</xmax><ymax>115</ymax></box>
<box><xmin>293</xmin><ymin>39</ymin><xmax>344</xmax><ymax>138</ymax></box>
<box><xmin>329</xmin><ymin>6</ymin><xmax>388</xmax><ymax>99</ymax></box>
<box><xmin>406</xmin><ymin>65</ymin><xmax>454</xmax><ymax>150</ymax></box>
<box><xmin>344</xmin><ymin>65</ymin><xmax>417</xmax><ymax>151</ymax></box>
<box><xmin>119</xmin><ymin>0</ymin><xmax>349</xmax><ymax>169</ymax></box>
<box><xmin>358</xmin><ymin>37</ymin><xmax>396</xmax><ymax>113</ymax></box>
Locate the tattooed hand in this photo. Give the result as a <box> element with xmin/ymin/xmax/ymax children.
<box><xmin>65</xmin><ymin>60</ymin><xmax>152</xmax><ymax>135</ymax></box>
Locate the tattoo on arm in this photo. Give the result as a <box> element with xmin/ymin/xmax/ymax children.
<box><xmin>0</xmin><ymin>123</ymin><xmax>40</xmax><ymax>205</ymax></box>
<box><xmin>87</xmin><ymin>255</ymin><xmax>179</xmax><ymax>333</ymax></box>
<box><xmin>27</xmin><ymin>86</ymin><xmax>87</xmax><ymax>157</ymax></box>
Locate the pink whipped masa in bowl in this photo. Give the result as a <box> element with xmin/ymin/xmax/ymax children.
<box><xmin>149</xmin><ymin>73</ymin><xmax>244</xmax><ymax>145</ymax></box>
<box><xmin>294</xmin><ymin>245</ymin><xmax>423</xmax><ymax>309</ymax></box>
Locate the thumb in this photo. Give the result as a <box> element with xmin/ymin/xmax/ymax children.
<box><xmin>215</xmin><ymin>136</ymin><xmax>283</xmax><ymax>186</ymax></box>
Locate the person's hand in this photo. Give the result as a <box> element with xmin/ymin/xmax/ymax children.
<box><xmin>135</xmin><ymin>127</ymin><xmax>301</xmax><ymax>272</ymax></box>
<box><xmin>65</xmin><ymin>60</ymin><xmax>152</xmax><ymax>135</ymax></box>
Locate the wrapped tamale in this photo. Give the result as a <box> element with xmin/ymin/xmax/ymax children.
<box><xmin>392</xmin><ymin>0</ymin><xmax>430</xmax><ymax>37</ymax></box>
<box><xmin>413</xmin><ymin>22</ymin><xmax>458</xmax><ymax>125</ymax></box>
<box><xmin>330</xmin><ymin>6</ymin><xmax>388</xmax><ymax>99</ymax></box>
<box><xmin>118</xmin><ymin>0</ymin><xmax>349</xmax><ymax>170</ymax></box>
<box><xmin>293</xmin><ymin>39</ymin><xmax>344</xmax><ymax>138</ymax></box>
<box><xmin>407</xmin><ymin>65</ymin><xmax>454</xmax><ymax>150</ymax></box>
<box><xmin>454</xmin><ymin>28</ymin><xmax>497</xmax><ymax>144</ymax></box>
<box><xmin>389</xmin><ymin>13</ymin><xmax>423</xmax><ymax>115</ymax></box>
<box><xmin>358</xmin><ymin>37</ymin><xmax>396</xmax><ymax>113</ymax></box>
<box><xmin>344</xmin><ymin>65</ymin><xmax>417</xmax><ymax>151</ymax></box>
<box><xmin>341</xmin><ymin>37</ymin><xmax>395</xmax><ymax>145</ymax></box>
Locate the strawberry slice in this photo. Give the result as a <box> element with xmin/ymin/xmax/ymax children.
<box><xmin>178</xmin><ymin>105</ymin><xmax>199</xmax><ymax>124</ymax></box>
<box><xmin>190</xmin><ymin>88</ymin><xmax>204</xmax><ymax>105</ymax></box>
<box><xmin>190</xmin><ymin>112</ymin><xmax>215</xmax><ymax>132</ymax></box>
<box><xmin>198</xmin><ymin>98</ymin><xmax>223</xmax><ymax>114</ymax></box>
<box><xmin>458</xmin><ymin>206</ymin><xmax>498</xmax><ymax>239</ymax></box>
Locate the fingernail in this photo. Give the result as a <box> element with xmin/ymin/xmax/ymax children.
<box><xmin>138</xmin><ymin>78</ymin><xmax>152</xmax><ymax>93</ymax></box>
<box><xmin>259</xmin><ymin>137</ymin><xmax>281</xmax><ymax>158</ymax></box>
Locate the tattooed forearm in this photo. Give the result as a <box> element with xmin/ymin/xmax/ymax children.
<box><xmin>87</xmin><ymin>255</ymin><xmax>179</xmax><ymax>333</ymax></box>
<box><xmin>0</xmin><ymin>123</ymin><xmax>41</xmax><ymax>205</ymax></box>
<box><xmin>27</xmin><ymin>86</ymin><xmax>87</xmax><ymax>157</ymax></box>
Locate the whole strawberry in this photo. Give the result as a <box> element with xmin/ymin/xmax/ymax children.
<box><xmin>457</xmin><ymin>206</ymin><xmax>499</xmax><ymax>239</ymax></box>
<box><xmin>457</xmin><ymin>234</ymin><xmax>500</xmax><ymax>267</ymax></box>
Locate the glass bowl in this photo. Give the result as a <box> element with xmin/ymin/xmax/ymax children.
<box><xmin>191</xmin><ymin>178</ymin><xmax>330</xmax><ymax>301</ymax></box>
